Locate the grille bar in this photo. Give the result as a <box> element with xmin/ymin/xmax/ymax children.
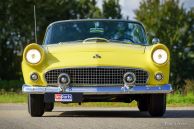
<box><xmin>45</xmin><ymin>67</ymin><xmax>149</xmax><ymax>86</ymax></box>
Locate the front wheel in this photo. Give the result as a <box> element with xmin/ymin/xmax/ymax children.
<box><xmin>148</xmin><ymin>94</ymin><xmax>166</xmax><ymax>117</ymax></box>
<box><xmin>28</xmin><ymin>94</ymin><xmax>45</xmax><ymax>117</ymax></box>
<box><xmin>137</xmin><ymin>95</ymin><xmax>149</xmax><ymax>112</ymax></box>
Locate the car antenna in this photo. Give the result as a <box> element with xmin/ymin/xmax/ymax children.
<box><xmin>33</xmin><ymin>5</ymin><xmax>38</xmax><ymax>43</ymax></box>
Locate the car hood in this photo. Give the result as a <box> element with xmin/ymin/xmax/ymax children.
<box><xmin>43</xmin><ymin>42</ymin><xmax>147</xmax><ymax>70</ymax></box>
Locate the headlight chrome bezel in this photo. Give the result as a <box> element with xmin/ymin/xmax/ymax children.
<box><xmin>26</xmin><ymin>49</ymin><xmax>42</xmax><ymax>64</ymax></box>
<box><xmin>152</xmin><ymin>49</ymin><xmax>168</xmax><ymax>65</ymax></box>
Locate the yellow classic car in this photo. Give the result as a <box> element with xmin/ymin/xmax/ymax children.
<box><xmin>22</xmin><ymin>19</ymin><xmax>172</xmax><ymax>117</ymax></box>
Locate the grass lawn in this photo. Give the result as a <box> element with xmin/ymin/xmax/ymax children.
<box><xmin>167</xmin><ymin>92</ymin><xmax>194</xmax><ymax>106</ymax></box>
<box><xmin>0</xmin><ymin>92</ymin><xmax>194</xmax><ymax>107</ymax></box>
<box><xmin>0</xmin><ymin>93</ymin><xmax>27</xmax><ymax>103</ymax></box>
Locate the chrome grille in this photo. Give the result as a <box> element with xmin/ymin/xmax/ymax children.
<box><xmin>45</xmin><ymin>67</ymin><xmax>148</xmax><ymax>86</ymax></box>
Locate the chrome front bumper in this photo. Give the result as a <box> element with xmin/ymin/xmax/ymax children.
<box><xmin>22</xmin><ymin>84</ymin><xmax>172</xmax><ymax>94</ymax></box>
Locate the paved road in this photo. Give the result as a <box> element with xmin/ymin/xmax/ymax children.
<box><xmin>0</xmin><ymin>104</ymin><xmax>194</xmax><ymax>129</ymax></box>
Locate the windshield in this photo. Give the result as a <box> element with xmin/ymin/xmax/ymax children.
<box><xmin>44</xmin><ymin>20</ymin><xmax>147</xmax><ymax>45</ymax></box>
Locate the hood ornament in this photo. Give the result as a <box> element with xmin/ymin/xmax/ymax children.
<box><xmin>93</xmin><ymin>54</ymin><xmax>101</xmax><ymax>59</ymax></box>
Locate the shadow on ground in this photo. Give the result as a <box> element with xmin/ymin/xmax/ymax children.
<box><xmin>44</xmin><ymin>110</ymin><xmax>194</xmax><ymax>118</ymax></box>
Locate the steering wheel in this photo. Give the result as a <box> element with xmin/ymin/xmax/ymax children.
<box><xmin>83</xmin><ymin>37</ymin><xmax>109</xmax><ymax>43</ymax></box>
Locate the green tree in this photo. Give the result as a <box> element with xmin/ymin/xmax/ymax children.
<box><xmin>0</xmin><ymin>0</ymin><xmax>101</xmax><ymax>80</ymax></box>
<box><xmin>102</xmin><ymin>0</ymin><xmax>122</xmax><ymax>18</ymax></box>
<box><xmin>77</xmin><ymin>0</ymin><xmax>102</xmax><ymax>18</ymax></box>
<box><xmin>135</xmin><ymin>0</ymin><xmax>194</xmax><ymax>92</ymax></box>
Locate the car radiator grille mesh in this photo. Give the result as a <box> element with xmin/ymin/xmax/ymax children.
<box><xmin>45</xmin><ymin>67</ymin><xmax>148</xmax><ymax>86</ymax></box>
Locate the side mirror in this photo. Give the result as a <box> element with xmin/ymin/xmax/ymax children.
<box><xmin>152</xmin><ymin>38</ymin><xmax>160</xmax><ymax>44</ymax></box>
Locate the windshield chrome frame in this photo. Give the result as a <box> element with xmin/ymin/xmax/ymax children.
<box><xmin>43</xmin><ymin>19</ymin><xmax>148</xmax><ymax>45</ymax></box>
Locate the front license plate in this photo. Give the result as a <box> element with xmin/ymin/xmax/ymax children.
<box><xmin>55</xmin><ymin>94</ymin><xmax>72</xmax><ymax>102</ymax></box>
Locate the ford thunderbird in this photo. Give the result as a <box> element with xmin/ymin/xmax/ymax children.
<box><xmin>22</xmin><ymin>19</ymin><xmax>172</xmax><ymax>117</ymax></box>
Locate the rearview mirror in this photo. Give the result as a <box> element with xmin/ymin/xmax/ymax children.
<box><xmin>152</xmin><ymin>38</ymin><xmax>160</xmax><ymax>44</ymax></box>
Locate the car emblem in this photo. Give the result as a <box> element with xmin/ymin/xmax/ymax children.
<box><xmin>93</xmin><ymin>54</ymin><xmax>101</xmax><ymax>59</ymax></box>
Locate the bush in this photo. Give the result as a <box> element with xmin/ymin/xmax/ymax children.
<box><xmin>0</xmin><ymin>80</ymin><xmax>23</xmax><ymax>92</ymax></box>
<box><xmin>184</xmin><ymin>80</ymin><xmax>194</xmax><ymax>95</ymax></box>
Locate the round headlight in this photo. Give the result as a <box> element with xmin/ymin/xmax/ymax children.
<box><xmin>153</xmin><ymin>49</ymin><xmax>168</xmax><ymax>64</ymax></box>
<box><xmin>26</xmin><ymin>49</ymin><xmax>41</xmax><ymax>64</ymax></box>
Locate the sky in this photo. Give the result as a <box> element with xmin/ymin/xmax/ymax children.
<box><xmin>97</xmin><ymin>0</ymin><xmax>194</xmax><ymax>20</ymax></box>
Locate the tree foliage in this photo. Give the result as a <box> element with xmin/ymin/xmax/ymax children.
<box><xmin>135</xmin><ymin>0</ymin><xmax>194</xmax><ymax>90</ymax></box>
<box><xmin>102</xmin><ymin>0</ymin><xmax>122</xmax><ymax>18</ymax></box>
<box><xmin>0</xmin><ymin>0</ymin><xmax>121</xmax><ymax>80</ymax></box>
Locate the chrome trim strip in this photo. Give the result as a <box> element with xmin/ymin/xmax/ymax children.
<box><xmin>22</xmin><ymin>84</ymin><xmax>172</xmax><ymax>94</ymax></box>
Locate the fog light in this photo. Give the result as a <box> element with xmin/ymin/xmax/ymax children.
<box><xmin>155</xmin><ymin>73</ymin><xmax>163</xmax><ymax>81</ymax></box>
<box><xmin>30</xmin><ymin>73</ymin><xmax>38</xmax><ymax>81</ymax></box>
<box><xmin>58</xmin><ymin>73</ymin><xmax>70</xmax><ymax>86</ymax></box>
<box><xmin>123</xmin><ymin>72</ymin><xmax>136</xmax><ymax>85</ymax></box>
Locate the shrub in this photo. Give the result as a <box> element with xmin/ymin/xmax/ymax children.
<box><xmin>0</xmin><ymin>80</ymin><xmax>23</xmax><ymax>92</ymax></box>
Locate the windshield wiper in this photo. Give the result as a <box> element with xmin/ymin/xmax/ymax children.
<box><xmin>109</xmin><ymin>39</ymin><xmax>148</xmax><ymax>46</ymax></box>
<box><xmin>109</xmin><ymin>39</ymin><xmax>133</xmax><ymax>44</ymax></box>
<box><xmin>58</xmin><ymin>40</ymin><xmax>83</xmax><ymax>44</ymax></box>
